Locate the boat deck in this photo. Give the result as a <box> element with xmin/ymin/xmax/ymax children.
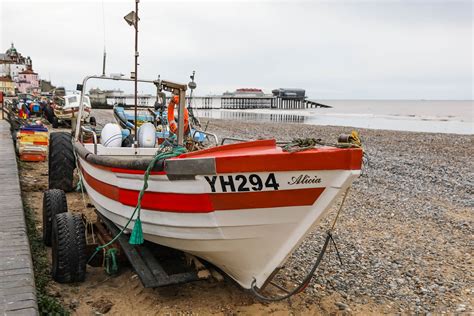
<box><xmin>0</xmin><ymin>119</ymin><xmax>38</xmax><ymax>315</ymax></box>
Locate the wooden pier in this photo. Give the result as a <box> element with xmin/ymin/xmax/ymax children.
<box><xmin>192</xmin><ymin>96</ymin><xmax>331</xmax><ymax>110</ymax></box>
<box><xmin>0</xmin><ymin>119</ymin><xmax>38</xmax><ymax>315</ymax></box>
<box><xmin>272</xmin><ymin>98</ymin><xmax>330</xmax><ymax>109</ymax></box>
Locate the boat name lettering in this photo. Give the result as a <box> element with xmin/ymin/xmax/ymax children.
<box><xmin>288</xmin><ymin>174</ymin><xmax>322</xmax><ymax>185</ymax></box>
<box><xmin>204</xmin><ymin>173</ymin><xmax>280</xmax><ymax>192</ymax></box>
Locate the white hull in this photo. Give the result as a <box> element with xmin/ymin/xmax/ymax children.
<box><xmin>79</xmin><ymin>156</ymin><xmax>359</xmax><ymax>288</ymax></box>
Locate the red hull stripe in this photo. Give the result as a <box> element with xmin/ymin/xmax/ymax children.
<box><xmin>210</xmin><ymin>188</ymin><xmax>324</xmax><ymax>211</ymax></box>
<box><xmin>213</xmin><ymin>149</ymin><xmax>363</xmax><ymax>173</ymax></box>
<box><xmin>177</xmin><ymin>139</ymin><xmax>363</xmax><ymax>172</ymax></box>
<box><xmin>80</xmin><ymin>166</ymin><xmax>325</xmax><ymax>213</ymax></box>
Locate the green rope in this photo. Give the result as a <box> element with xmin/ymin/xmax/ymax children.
<box><xmin>87</xmin><ymin>144</ymin><xmax>187</xmax><ymax>264</ymax></box>
<box><xmin>105</xmin><ymin>248</ymin><xmax>119</xmax><ymax>275</ymax></box>
<box><xmin>283</xmin><ymin>132</ymin><xmax>362</xmax><ymax>153</ymax></box>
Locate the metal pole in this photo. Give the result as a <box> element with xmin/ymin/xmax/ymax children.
<box><xmin>0</xmin><ymin>92</ymin><xmax>3</xmax><ymax>120</ymax></box>
<box><xmin>134</xmin><ymin>0</ymin><xmax>139</xmax><ymax>145</ymax></box>
<box><xmin>102</xmin><ymin>49</ymin><xmax>106</xmax><ymax>76</ymax></box>
<box><xmin>177</xmin><ymin>89</ymin><xmax>186</xmax><ymax>146</ymax></box>
<box><xmin>75</xmin><ymin>76</ymin><xmax>91</xmax><ymax>141</ymax></box>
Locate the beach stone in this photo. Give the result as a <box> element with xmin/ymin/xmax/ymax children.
<box><xmin>335</xmin><ymin>302</ymin><xmax>348</xmax><ymax>310</ymax></box>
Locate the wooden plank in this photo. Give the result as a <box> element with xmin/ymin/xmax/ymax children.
<box><xmin>98</xmin><ymin>214</ymin><xmax>161</xmax><ymax>288</ymax></box>
<box><xmin>98</xmin><ymin>214</ymin><xmax>201</xmax><ymax>288</ymax></box>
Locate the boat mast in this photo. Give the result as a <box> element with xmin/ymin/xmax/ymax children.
<box><xmin>101</xmin><ymin>0</ymin><xmax>107</xmax><ymax>77</ymax></box>
<box><xmin>102</xmin><ymin>49</ymin><xmax>106</xmax><ymax>76</ymax></box>
<box><xmin>133</xmin><ymin>0</ymin><xmax>139</xmax><ymax>145</ymax></box>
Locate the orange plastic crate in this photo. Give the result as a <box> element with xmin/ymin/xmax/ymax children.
<box><xmin>20</xmin><ymin>153</ymin><xmax>46</xmax><ymax>162</ymax></box>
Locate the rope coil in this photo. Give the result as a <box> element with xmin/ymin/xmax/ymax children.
<box><xmin>283</xmin><ymin>131</ymin><xmax>362</xmax><ymax>153</ymax></box>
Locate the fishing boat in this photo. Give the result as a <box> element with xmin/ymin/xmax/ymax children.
<box><xmin>46</xmin><ymin>2</ymin><xmax>363</xmax><ymax>296</ymax></box>
<box><xmin>53</xmin><ymin>94</ymin><xmax>92</xmax><ymax>121</ymax></box>
<box><xmin>45</xmin><ymin>94</ymin><xmax>93</xmax><ymax>127</ymax></box>
<box><xmin>74</xmin><ymin>131</ymin><xmax>362</xmax><ymax>290</ymax></box>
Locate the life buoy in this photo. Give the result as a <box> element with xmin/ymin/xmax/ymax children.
<box><xmin>167</xmin><ymin>95</ymin><xmax>189</xmax><ymax>134</ymax></box>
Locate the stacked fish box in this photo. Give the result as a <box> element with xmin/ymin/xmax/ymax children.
<box><xmin>16</xmin><ymin>124</ymin><xmax>49</xmax><ymax>162</ymax></box>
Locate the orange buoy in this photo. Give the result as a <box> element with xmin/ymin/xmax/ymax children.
<box><xmin>167</xmin><ymin>95</ymin><xmax>189</xmax><ymax>134</ymax></box>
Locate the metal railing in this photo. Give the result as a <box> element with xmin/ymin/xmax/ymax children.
<box><xmin>80</xmin><ymin>125</ymin><xmax>98</xmax><ymax>154</ymax></box>
<box><xmin>192</xmin><ymin>129</ymin><xmax>219</xmax><ymax>146</ymax></box>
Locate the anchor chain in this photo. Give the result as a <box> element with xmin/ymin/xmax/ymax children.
<box><xmin>250</xmin><ymin>187</ymin><xmax>351</xmax><ymax>301</ymax></box>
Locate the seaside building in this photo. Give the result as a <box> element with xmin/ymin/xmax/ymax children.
<box><xmin>0</xmin><ymin>43</ymin><xmax>41</xmax><ymax>95</ymax></box>
<box><xmin>271</xmin><ymin>88</ymin><xmax>306</xmax><ymax>100</ymax></box>
<box><xmin>221</xmin><ymin>88</ymin><xmax>273</xmax><ymax>109</ymax></box>
<box><xmin>0</xmin><ymin>43</ymin><xmax>29</xmax><ymax>81</ymax></box>
<box><xmin>17</xmin><ymin>65</ymin><xmax>40</xmax><ymax>94</ymax></box>
<box><xmin>0</xmin><ymin>76</ymin><xmax>15</xmax><ymax>96</ymax></box>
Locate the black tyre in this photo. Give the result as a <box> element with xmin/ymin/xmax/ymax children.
<box><xmin>42</xmin><ymin>189</ymin><xmax>68</xmax><ymax>246</ymax></box>
<box><xmin>44</xmin><ymin>105</ymin><xmax>55</xmax><ymax>124</ymax></box>
<box><xmin>51</xmin><ymin>213</ymin><xmax>87</xmax><ymax>283</ymax></box>
<box><xmin>52</xmin><ymin>116</ymin><xmax>59</xmax><ymax>128</ymax></box>
<box><xmin>89</xmin><ymin>116</ymin><xmax>96</xmax><ymax>126</ymax></box>
<box><xmin>49</xmin><ymin>132</ymin><xmax>75</xmax><ymax>192</ymax></box>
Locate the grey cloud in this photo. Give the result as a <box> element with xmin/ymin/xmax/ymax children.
<box><xmin>1</xmin><ymin>0</ymin><xmax>471</xmax><ymax>99</ymax></box>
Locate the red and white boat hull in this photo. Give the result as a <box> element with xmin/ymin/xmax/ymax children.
<box><xmin>76</xmin><ymin>140</ymin><xmax>363</xmax><ymax>288</ymax></box>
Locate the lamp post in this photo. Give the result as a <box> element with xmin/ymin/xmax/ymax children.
<box><xmin>124</xmin><ymin>0</ymin><xmax>140</xmax><ymax>145</ymax></box>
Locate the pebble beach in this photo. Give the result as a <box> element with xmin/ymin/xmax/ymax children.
<box><xmin>17</xmin><ymin>109</ymin><xmax>472</xmax><ymax>314</ymax></box>
<box><xmin>202</xmin><ymin>117</ymin><xmax>473</xmax><ymax>314</ymax></box>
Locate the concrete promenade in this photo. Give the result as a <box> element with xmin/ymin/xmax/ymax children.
<box><xmin>0</xmin><ymin>119</ymin><xmax>38</xmax><ymax>315</ymax></box>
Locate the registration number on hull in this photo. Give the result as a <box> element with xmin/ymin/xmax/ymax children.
<box><xmin>205</xmin><ymin>173</ymin><xmax>280</xmax><ymax>193</ymax></box>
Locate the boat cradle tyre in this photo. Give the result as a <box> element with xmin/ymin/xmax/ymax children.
<box><xmin>52</xmin><ymin>116</ymin><xmax>59</xmax><ymax>128</ymax></box>
<box><xmin>51</xmin><ymin>212</ymin><xmax>87</xmax><ymax>283</ymax></box>
<box><xmin>49</xmin><ymin>132</ymin><xmax>75</xmax><ymax>192</ymax></box>
<box><xmin>44</xmin><ymin>105</ymin><xmax>55</xmax><ymax>124</ymax></box>
<box><xmin>89</xmin><ymin>116</ymin><xmax>96</xmax><ymax>126</ymax></box>
<box><xmin>42</xmin><ymin>189</ymin><xmax>68</xmax><ymax>246</ymax></box>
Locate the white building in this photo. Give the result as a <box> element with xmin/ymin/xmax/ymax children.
<box><xmin>0</xmin><ymin>43</ymin><xmax>30</xmax><ymax>81</ymax></box>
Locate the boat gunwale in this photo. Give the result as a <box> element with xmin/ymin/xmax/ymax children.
<box><xmin>75</xmin><ymin>141</ymin><xmax>166</xmax><ymax>171</ymax></box>
<box><xmin>75</xmin><ymin>139</ymin><xmax>363</xmax><ymax>174</ymax></box>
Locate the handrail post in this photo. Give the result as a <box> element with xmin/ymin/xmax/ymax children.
<box><xmin>75</xmin><ymin>76</ymin><xmax>92</xmax><ymax>141</ymax></box>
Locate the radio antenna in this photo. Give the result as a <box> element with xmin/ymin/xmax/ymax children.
<box><xmin>101</xmin><ymin>0</ymin><xmax>107</xmax><ymax>76</ymax></box>
<box><xmin>187</xmin><ymin>71</ymin><xmax>200</xmax><ymax>127</ymax></box>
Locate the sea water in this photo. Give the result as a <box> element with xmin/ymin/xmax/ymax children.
<box><xmin>196</xmin><ymin>100</ymin><xmax>473</xmax><ymax>135</ymax></box>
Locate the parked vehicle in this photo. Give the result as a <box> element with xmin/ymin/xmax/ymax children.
<box><xmin>44</xmin><ymin>94</ymin><xmax>94</xmax><ymax>128</ymax></box>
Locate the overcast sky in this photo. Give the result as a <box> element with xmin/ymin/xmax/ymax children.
<box><xmin>1</xmin><ymin>0</ymin><xmax>472</xmax><ymax>99</ymax></box>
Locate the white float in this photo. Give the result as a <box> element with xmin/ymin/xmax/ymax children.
<box><xmin>100</xmin><ymin>123</ymin><xmax>123</xmax><ymax>147</ymax></box>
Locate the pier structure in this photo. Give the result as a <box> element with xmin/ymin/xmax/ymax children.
<box><xmin>186</xmin><ymin>96</ymin><xmax>216</xmax><ymax>109</ymax></box>
<box><xmin>271</xmin><ymin>88</ymin><xmax>330</xmax><ymax>109</ymax></box>
<box><xmin>221</xmin><ymin>96</ymin><xmax>274</xmax><ymax>109</ymax></box>
<box><xmin>191</xmin><ymin>88</ymin><xmax>330</xmax><ymax>110</ymax></box>
<box><xmin>220</xmin><ymin>88</ymin><xmax>273</xmax><ymax>109</ymax></box>
<box><xmin>270</xmin><ymin>97</ymin><xmax>326</xmax><ymax>109</ymax></box>
<box><xmin>190</xmin><ymin>88</ymin><xmax>330</xmax><ymax>110</ymax></box>
<box><xmin>88</xmin><ymin>87</ymin><xmax>331</xmax><ymax>110</ymax></box>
